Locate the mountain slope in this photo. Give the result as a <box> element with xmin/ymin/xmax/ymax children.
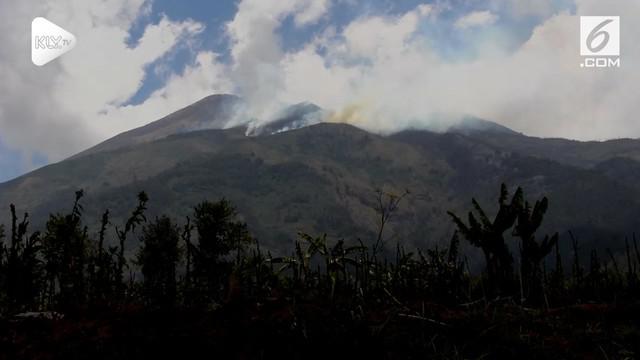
<box><xmin>72</xmin><ymin>94</ymin><xmax>242</xmax><ymax>159</ymax></box>
<box><xmin>2</xmin><ymin>96</ymin><xmax>640</xmax><ymax>257</ymax></box>
<box><xmin>465</xmin><ymin>131</ymin><xmax>640</xmax><ymax>169</ymax></box>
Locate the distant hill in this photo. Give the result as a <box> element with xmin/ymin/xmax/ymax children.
<box><xmin>2</xmin><ymin>95</ymin><xmax>640</xmax><ymax>259</ymax></box>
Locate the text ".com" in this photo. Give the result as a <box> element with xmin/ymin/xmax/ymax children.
<box><xmin>580</xmin><ymin>16</ymin><xmax>620</xmax><ymax>68</ymax></box>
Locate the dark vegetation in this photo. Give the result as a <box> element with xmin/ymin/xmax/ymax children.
<box><xmin>0</xmin><ymin>185</ymin><xmax>639</xmax><ymax>359</ymax></box>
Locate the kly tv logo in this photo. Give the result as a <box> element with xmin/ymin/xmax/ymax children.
<box><xmin>31</xmin><ymin>17</ymin><xmax>76</xmax><ymax>66</ymax></box>
<box><xmin>580</xmin><ymin>16</ymin><xmax>620</xmax><ymax>68</ymax></box>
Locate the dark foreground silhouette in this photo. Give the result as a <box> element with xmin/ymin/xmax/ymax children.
<box><xmin>0</xmin><ymin>185</ymin><xmax>639</xmax><ymax>359</ymax></box>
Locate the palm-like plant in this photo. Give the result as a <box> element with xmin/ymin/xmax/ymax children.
<box><xmin>448</xmin><ymin>184</ymin><xmax>523</xmax><ymax>295</ymax></box>
<box><xmin>274</xmin><ymin>233</ymin><xmax>363</xmax><ymax>299</ymax></box>
<box><xmin>513</xmin><ymin>197</ymin><xmax>558</xmax><ymax>300</ymax></box>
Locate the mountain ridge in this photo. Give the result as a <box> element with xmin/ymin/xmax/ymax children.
<box><xmin>71</xmin><ymin>94</ymin><xmax>243</xmax><ymax>160</ymax></box>
<box><xmin>2</xmin><ymin>95</ymin><xmax>640</xmax><ymax>258</ymax></box>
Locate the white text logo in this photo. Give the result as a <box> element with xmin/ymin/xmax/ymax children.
<box><xmin>31</xmin><ymin>17</ymin><xmax>76</xmax><ymax>66</ymax></box>
<box><xmin>580</xmin><ymin>16</ymin><xmax>620</xmax><ymax>68</ymax></box>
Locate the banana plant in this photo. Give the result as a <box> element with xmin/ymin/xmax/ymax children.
<box><xmin>273</xmin><ymin>233</ymin><xmax>363</xmax><ymax>299</ymax></box>
<box><xmin>513</xmin><ymin>196</ymin><xmax>558</xmax><ymax>299</ymax></box>
<box><xmin>448</xmin><ymin>184</ymin><xmax>523</xmax><ymax>295</ymax></box>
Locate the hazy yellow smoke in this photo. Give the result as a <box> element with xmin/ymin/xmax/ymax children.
<box><xmin>324</xmin><ymin>103</ymin><xmax>368</xmax><ymax>127</ymax></box>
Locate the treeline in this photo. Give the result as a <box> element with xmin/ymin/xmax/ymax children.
<box><xmin>0</xmin><ymin>191</ymin><xmax>251</xmax><ymax>314</ymax></box>
<box><xmin>0</xmin><ymin>185</ymin><xmax>640</xmax><ymax>316</ymax></box>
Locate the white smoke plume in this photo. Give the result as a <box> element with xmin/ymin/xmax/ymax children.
<box><xmin>223</xmin><ymin>0</ymin><xmax>640</xmax><ymax>140</ymax></box>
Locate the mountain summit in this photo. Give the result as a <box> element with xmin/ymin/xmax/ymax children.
<box><xmin>73</xmin><ymin>94</ymin><xmax>242</xmax><ymax>159</ymax></box>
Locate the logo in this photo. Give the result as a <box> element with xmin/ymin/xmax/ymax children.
<box><xmin>580</xmin><ymin>16</ymin><xmax>620</xmax><ymax>68</ymax></box>
<box><xmin>31</xmin><ymin>17</ymin><xmax>76</xmax><ymax>66</ymax></box>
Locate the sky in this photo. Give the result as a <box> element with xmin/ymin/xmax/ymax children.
<box><xmin>0</xmin><ymin>0</ymin><xmax>638</xmax><ymax>182</ymax></box>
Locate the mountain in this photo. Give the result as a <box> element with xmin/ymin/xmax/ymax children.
<box><xmin>446</xmin><ymin>117</ymin><xmax>520</xmax><ymax>136</ymax></box>
<box><xmin>72</xmin><ymin>94</ymin><xmax>242</xmax><ymax>159</ymax></box>
<box><xmin>466</xmin><ymin>131</ymin><xmax>640</xmax><ymax>169</ymax></box>
<box><xmin>2</xmin><ymin>95</ymin><xmax>640</xmax><ymax>258</ymax></box>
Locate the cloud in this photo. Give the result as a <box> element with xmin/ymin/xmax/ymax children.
<box><xmin>101</xmin><ymin>51</ymin><xmax>233</xmax><ymax>133</ymax></box>
<box><xmin>293</xmin><ymin>0</ymin><xmax>332</xmax><ymax>26</ymax></box>
<box><xmin>454</xmin><ymin>11</ymin><xmax>498</xmax><ymax>29</ymax></box>
<box><xmin>341</xmin><ymin>6</ymin><xmax>431</xmax><ymax>59</ymax></box>
<box><xmin>0</xmin><ymin>0</ymin><xmax>88</xmax><ymax>166</ymax></box>
<box><xmin>57</xmin><ymin>15</ymin><xmax>204</xmax><ymax>127</ymax></box>
<box><xmin>0</xmin><ymin>0</ymin><xmax>208</xmax><ymax>176</ymax></box>
<box><xmin>222</xmin><ymin>0</ymin><xmax>335</xmax><ymax>124</ymax></box>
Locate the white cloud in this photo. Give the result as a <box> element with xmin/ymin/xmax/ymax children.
<box><xmin>454</xmin><ymin>10</ymin><xmax>498</xmax><ymax>29</ymax></box>
<box><xmin>56</xmin><ymin>15</ymin><xmax>204</xmax><ymax>123</ymax></box>
<box><xmin>0</xmin><ymin>0</ymin><xmax>88</xmax><ymax>164</ymax></box>
<box><xmin>342</xmin><ymin>7</ymin><xmax>429</xmax><ymax>59</ymax></box>
<box><xmin>0</xmin><ymin>0</ymin><xmax>208</xmax><ymax>171</ymax></box>
<box><xmin>225</xmin><ymin>0</ymin><xmax>333</xmax><ymax>122</ymax></box>
<box><xmin>98</xmin><ymin>52</ymin><xmax>233</xmax><ymax>136</ymax></box>
<box><xmin>294</xmin><ymin>0</ymin><xmax>332</xmax><ymax>26</ymax></box>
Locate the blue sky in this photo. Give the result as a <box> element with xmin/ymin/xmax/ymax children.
<box><xmin>0</xmin><ymin>140</ymin><xmax>48</xmax><ymax>183</ymax></box>
<box><xmin>0</xmin><ymin>142</ymin><xmax>23</xmax><ymax>182</ymax></box>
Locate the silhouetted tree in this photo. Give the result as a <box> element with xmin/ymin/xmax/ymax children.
<box><xmin>373</xmin><ymin>189</ymin><xmax>410</xmax><ymax>258</ymax></box>
<box><xmin>137</xmin><ymin>216</ymin><xmax>181</xmax><ymax>308</ymax></box>
<box><xmin>115</xmin><ymin>191</ymin><xmax>148</xmax><ymax>297</ymax></box>
<box><xmin>181</xmin><ymin>216</ymin><xmax>195</xmax><ymax>302</ymax></box>
<box><xmin>191</xmin><ymin>199</ymin><xmax>252</xmax><ymax>305</ymax></box>
<box><xmin>42</xmin><ymin>191</ymin><xmax>89</xmax><ymax>310</ymax></box>
<box><xmin>88</xmin><ymin>209</ymin><xmax>118</xmax><ymax>305</ymax></box>
<box><xmin>0</xmin><ymin>224</ymin><xmax>4</xmax><ymax>309</ymax></box>
<box><xmin>2</xmin><ymin>206</ymin><xmax>42</xmax><ymax>313</ymax></box>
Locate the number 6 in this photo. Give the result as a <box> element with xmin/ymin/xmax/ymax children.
<box><xmin>587</xmin><ymin>19</ymin><xmax>613</xmax><ymax>53</ymax></box>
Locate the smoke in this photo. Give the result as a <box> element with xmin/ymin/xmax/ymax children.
<box><xmin>224</xmin><ymin>0</ymin><xmax>332</xmax><ymax>124</ymax></box>
<box><xmin>223</xmin><ymin>0</ymin><xmax>640</xmax><ymax>140</ymax></box>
